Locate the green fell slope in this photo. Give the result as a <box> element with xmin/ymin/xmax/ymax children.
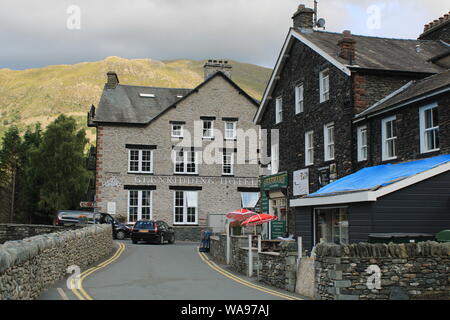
<box><xmin>0</xmin><ymin>56</ymin><xmax>271</xmax><ymax>141</ymax></box>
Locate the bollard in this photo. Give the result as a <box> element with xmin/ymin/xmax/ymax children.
<box><xmin>226</xmin><ymin>221</ymin><xmax>230</xmax><ymax>265</ymax></box>
<box><xmin>248</xmin><ymin>234</ymin><xmax>253</xmax><ymax>277</ymax></box>
<box><xmin>297</xmin><ymin>236</ymin><xmax>303</xmax><ymax>267</ymax></box>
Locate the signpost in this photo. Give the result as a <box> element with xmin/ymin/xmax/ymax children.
<box><xmin>79</xmin><ymin>201</ymin><xmax>95</xmax><ymax>208</ymax></box>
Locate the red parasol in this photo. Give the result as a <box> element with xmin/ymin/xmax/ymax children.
<box><xmin>226</xmin><ymin>209</ymin><xmax>256</xmax><ymax>221</ymax></box>
<box><xmin>241</xmin><ymin>213</ymin><xmax>278</xmax><ymax>227</ymax></box>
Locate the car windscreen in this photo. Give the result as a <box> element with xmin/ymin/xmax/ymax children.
<box><xmin>134</xmin><ymin>221</ymin><xmax>155</xmax><ymax>230</ymax></box>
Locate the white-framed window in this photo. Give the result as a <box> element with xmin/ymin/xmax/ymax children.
<box><xmin>222</xmin><ymin>150</ymin><xmax>234</xmax><ymax>175</ymax></box>
<box><xmin>174</xmin><ymin>191</ymin><xmax>198</xmax><ymax>225</ymax></box>
<box><xmin>224</xmin><ymin>121</ymin><xmax>237</xmax><ymax>140</ymax></box>
<box><xmin>202</xmin><ymin>120</ymin><xmax>214</xmax><ymax>138</ymax></box>
<box><xmin>173</xmin><ymin>149</ymin><xmax>198</xmax><ymax>174</ymax></box>
<box><xmin>275</xmin><ymin>97</ymin><xmax>283</xmax><ymax>124</ymax></box>
<box><xmin>420</xmin><ymin>104</ymin><xmax>439</xmax><ymax>154</ymax></box>
<box><xmin>381</xmin><ymin>116</ymin><xmax>397</xmax><ymax>161</ymax></box>
<box><xmin>319</xmin><ymin>69</ymin><xmax>330</xmax><ymax>103</ymax></box>
<box><xmin>271</xmin><ymin>143</ymin><xmax>279</xmax><ymax>174</ymax></box>
<box><xmin>324</xmin><ymin>123</ymin><xmax>335</xmax><ymax>161</ymax></box>
<box><xmin>128</xmin><ymin>190</ymin><xmax>152</xmax><ymax>223</ymax></box>
<box><xmin>295</xmin><ymin>84</ymin><xmax>304</xmax><ymax>114</ymax></box>
<box><xmin>128</xmin><ymin>149</ymin><xmax>153</xmax><ymax>173</ymax></box>
<box><xmin>241</xmin><ymin>192</ymin><xmax>259</xmax><ymax>209</ymax></box>
<box><xmin>171</xmin><ymin>124</ymin><xmax>184</xmax><ymax>138</ymax></box>
<box><xmin>305</xmin><ymin>131</ymin><xmax>314</xmax><ymax>166</ymax></box>
<box><xmin>357</xmin><ymin>125</ymin><xmax>368</xmax><ymax>162</ymax></box>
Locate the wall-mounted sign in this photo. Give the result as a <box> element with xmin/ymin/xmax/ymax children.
<box><xmin>107</xmin><ymin>202</ymin><xmax>116</xmax><ymax>215</ymax></box>
<box><xmin>260</xmin><ymin>172</ymin><xmax>288</xmax><ymax>213</ymax></box>
<box><xmin>318</xmin><ymin>164</ymin><xmax>337</xmax><ymax>188</ymax></box>
<box><xmin>293</xmin><ymin>169</ymin><xmax>309</xmax><ymax>196</ymax></box>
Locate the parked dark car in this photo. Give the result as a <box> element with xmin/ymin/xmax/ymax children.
<box><xmin>55</xmin><ymin>210</ymin><xmax>130</xmax><ymax>240</ymax></box>
<box><xmin>131</xmin><ymin>220</ymin><xmax>175</xmax><ymax>244</ymax></box>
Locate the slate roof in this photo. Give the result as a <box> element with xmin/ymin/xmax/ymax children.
<box><xmin>355</xmin><ymin>69</ymin><xmax>450</xmax><ymax>119</ymax></box>
<box><xmin>93</xmin><ymin>71</ymin><xmax>259</xmax><ymax>125</ymax></box>
<box><xmin>296</xmin><ymin>29</ymin><xmax>449</xmax><ymax>74</ymax></box>
<box><xmin>93</xmin><ymin>84</ymin><xmax>193</xmax><ymax>124</ymax></box>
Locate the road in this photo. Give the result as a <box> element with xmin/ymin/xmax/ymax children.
<box><xmin>40</xmin><ymin>241</ymin><xmax>304</xmax><ymax>300</ymax></box>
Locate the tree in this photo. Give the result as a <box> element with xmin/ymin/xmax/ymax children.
<box><xmin>29</xmin><ymin>115</ymin><xmax>91</xmax><ymax>220</ymax></box>
<box><xmin>0</xmin><ymin>126</ymin><xmax>25</xmax><ymax>223</ymax></box>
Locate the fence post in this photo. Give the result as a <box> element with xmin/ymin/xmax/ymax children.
<box><xmin>297</xmin><ymin>236</ymin><xmax>303</xmax><ymax>267</ymax></box>
<box><xmin>258</xmin><ymin>235</ymin><xmax>262</xmax><ymax>253</ymax></box>
<box><xmin>248</xmin><ymin>234</ymin><xmax>253</xmax><ymax>277</ymax></box>
<box><xmin>226</xmin><ymin>221</ymin><xmax>230</xmax><ymax>265</ymax></box>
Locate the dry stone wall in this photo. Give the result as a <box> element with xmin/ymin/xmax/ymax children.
<box><xmin>315</xmin><ymin>242</ymin><xmax>450</xmax><ymax>300</ymax></box>
<box><xmin>0</xmin><ymin>224</ymin><xmax>113</xmax><ymax>300</ymax></box>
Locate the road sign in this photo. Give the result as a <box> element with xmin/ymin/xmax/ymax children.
<box><xmin>80</xmin><ymin>201</ymin><xmax>95</xmax><ymax>208</ymax></box>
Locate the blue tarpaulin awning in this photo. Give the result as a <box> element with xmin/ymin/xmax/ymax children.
<box><xmin>308</xmin><ymin>154</ymin><xmax>450</xmax><ymax>198</ymax></box>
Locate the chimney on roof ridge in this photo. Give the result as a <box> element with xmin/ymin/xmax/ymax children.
<box><xmin>106</xmin><ymin>71</ymin><xmax>119</xmax><ymax>89</ymax></box>
<box><xmin>203</xmin><ymin>60</ymin><xmax>232</xmax><ymax>80</ymax></box>
<box><xmin>421</xmin><ymin>12</ymin><xmax>450</xmax><ymax>41</ymax></box>
<box><xmin>292</xmin><ymin>4</ymin><xmax>315</xmax><ymax>29</ymax></box>
<box><xmin>338</xmin><ymin>30</ymin><xmax>356</xmax><ymax>65</ymax></box>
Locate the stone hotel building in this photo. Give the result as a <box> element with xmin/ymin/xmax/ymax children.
<box><xmin>88</xmin><ymin>61</ymin><xmax>261</xmax><ymax>240</ymax></box>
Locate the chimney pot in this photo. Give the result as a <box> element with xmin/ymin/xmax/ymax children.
<box><xmin>204</xmin><ymin>59</ymin><xmax>232</xmax><ymax>80</ymax></box>
<box><xmin>106</xmin><ymin>71</ymin><xmax>119</xmax><ymax>89</ymax></box>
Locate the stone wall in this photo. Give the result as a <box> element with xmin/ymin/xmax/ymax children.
<box><xmin>258</xmin><ymin>241</ymin><xmax>298</xmax><ymax>292</ymax></box>
<box><xmin>0</xmin><ymin>224</ymin><xmax>74</xmax><ymax>244</ymax></box>
<box><xmin>315</xmin><ymin>242</ymin><xmax>450</xmax><ymax>300</ymax></box>
<box><xmin>210</xmin><ymin>234</ymin><xmax>226</xmax><ymax>264</ymax></box>
<box><xmin>209</xmin><ymin>235</ymin><xmax>299</xmax><ymax>292</ymax></box>
<box><xmin>0</xmin><ymin>224</ymin><xmax>113</xmax><ymax>300</ymax></box>
<box><xmin>229</xmin><ymin>236</ymin><xmax>250</xmax><ymax>275</ymax></box>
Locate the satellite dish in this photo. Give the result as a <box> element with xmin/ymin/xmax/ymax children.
<box><xmin>316</xmin><ymin>18</ymin><xmax>326</xmax><ymax>28</ymax></box>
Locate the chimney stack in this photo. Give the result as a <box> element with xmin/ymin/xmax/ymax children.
<box><xmin>420</xmin><ymin>11</ymin><xmax>450</xmax><ymax>41</ymax></box>
<box><xmin>203</xmin><ymin>60</ymin><xmax>232</xmax><ymax>80</ymax></box>
<box><xmin>106</xmin><ymin>71</ymin><xmax>119</xmax><ymax>89</ymax></box>
<box><xmin>292</xmin><ymin>4</ymin><xmax>315</xmax><ymax>29</ymax></box>
<box><xmin>338</xmin><ymin>30</ymin><xmax>356</xmax><ymax>64</ymax></box>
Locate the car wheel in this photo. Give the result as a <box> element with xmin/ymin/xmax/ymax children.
<box><xmin>132</xmin><ymin>239</ymin><xmax>138</xmax><ymax>244</ymax></box>
<box><xmin>116</xmin><ymin>230</ymin><xmax>126</xmax><ymax>240</ymax></box>
<box><xmin>169</xmin><ymin>234</ymin><xmax>175</xmax><ymax>244</ymax></box>
<box><xmin>159</xmin><ymin>234</ymin><xmax>164</xmax><ymax>245</ymax></box>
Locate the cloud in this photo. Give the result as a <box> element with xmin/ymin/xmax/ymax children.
<box><xmin>0</xmin><ymin>0</ymin><xmax>448</xmax><ymax>70</ymax></box>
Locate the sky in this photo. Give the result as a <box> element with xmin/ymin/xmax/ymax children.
<box><xmin>0</xmin><ymin>0</ymin><xmax>448</xmax><ymax>70</ymax></box>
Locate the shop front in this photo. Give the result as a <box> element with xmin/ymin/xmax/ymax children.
<box><xmin>260</xmin><ymin>172</ymin><xmax>289</xmax><ymax>239</ymax></box>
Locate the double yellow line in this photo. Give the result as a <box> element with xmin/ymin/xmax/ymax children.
<box><xmin>197</xmin><ymin>249</ymin><xmax>302</xmax><ymax>300</ymax></box>
<box><xmin>71</xmin><ymin>242</ymin><xmax>126</xmax><ymax>300</ymax></box>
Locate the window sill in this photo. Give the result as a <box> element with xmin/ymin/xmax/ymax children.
<box><xmin>173</xmin><ymin>173</ymin><xmax>199</xmax><ymax>176</ymax></box>
<box><xmin>382</xmin><ymin>157</ymin><xmax>397</xmax><ymax>162</ymax></box>
<box><xmin>222</xmin><ymin>174</ymin><xmax>234</xmax><ymax>177</ymax></box>
<box><xmin>127</xmin><ymin>172</ymin><xmax>154</xmax><ymax>175</ymax></box>
<box><xmin>421</xmin><ymin>148</ymin><xmax>440</xmax><ymax>154</ymax></box>
<box><xmin>202</xmin><ymin>137</ymin><xmax>215</xmax><ymax>141</ymax></box>
<box><xmin>173</xmin><ymin>224</ymin><xmax>199</xmax><ymax>227</ymax></box>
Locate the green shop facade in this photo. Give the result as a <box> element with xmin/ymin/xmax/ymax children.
<box><xmin>260</xmin><ymin>172</ymin><xmax>289</xmax><ymax>239</ymax></box>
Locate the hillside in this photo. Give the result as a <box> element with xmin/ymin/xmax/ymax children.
<box><xmin>0</xmin><ymin>56</ymin><xmax>271</xmax><ymax>141</ymax></box>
